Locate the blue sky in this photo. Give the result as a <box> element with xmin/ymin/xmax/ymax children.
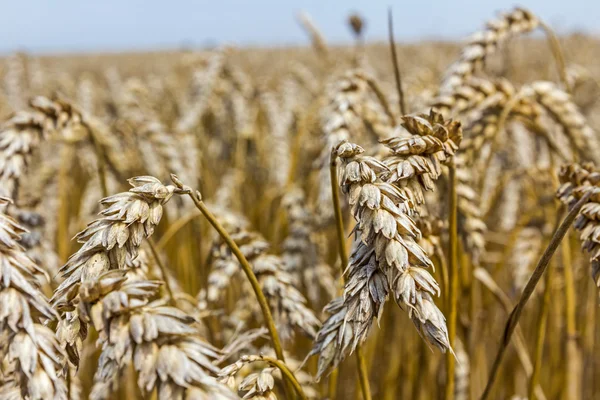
<box><xmin>0</xmin><ymin>0</ymin><xmax>596</xmax><ymax>54</ymax></box>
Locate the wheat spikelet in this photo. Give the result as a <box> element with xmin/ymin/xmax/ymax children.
<box><xmin>310</xmin><ymin>113</ymin><xmax>460</xmax><ymax>378</ymax></box>
<box><xmin>557</xmin><ymin>162</ymin><xmax>600</xmax><ymax>293</ymax></box>
<box><xmin>0</xmin><ymin>197</ymin><xmax>67</xmax><ymax>399</ymax></box>
<box><xmin>440</xmin><ymin>7</ymin><xmax>539</xmax><ymax>94</ymax></box>
<box><xmin>51</xmin><ymin>176</ymin><xmax>176</xmax><ymax>365</ymax></box>
<box><xmin>78</xmin><ymin>270</ymin><xmax>236</xmax><ymax>400</ymax></box>
<box><xmin>382</xmin><ymin>111</ymin><xmax>461</xmax><ymax>206</ymax></box>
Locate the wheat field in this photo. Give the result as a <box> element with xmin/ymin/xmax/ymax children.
<box><xmin>1</xmin><ymin>7</ymin><xmax>600</xmax><ymax>400</ymax></box>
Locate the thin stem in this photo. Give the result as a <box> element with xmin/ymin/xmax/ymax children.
<box><xmin>147</xmin><ymin>238</ymin><xmax>175</xmax><ymax>304</ymax></box>
<box><xmin>562</xmin><ymin>234</ymin><xmax>582</xmax><ymax>399</ymax></box>
<box><xmin>480</xmin><ymin>192</ymin><xmax>591</xmax><ymax>400</ymax></box>
<box><xmin>169</xmin><ymin>175</ymin><xmax>295</xmax><ymax>398</ymax></box>
<box><xmin>328</xmin><ymin>368</ymin><xmax>339</xmax><ymax>400</ymax></box>
<box><xmin>387</xmin><ymin>8</ymin><xmax>406</xmax><ymax>115</ymax></box>
<box><xmin>259</xmin><ymin>356</ymin><xmax>309</xmax><ymax>400</ymax></box>
<box><xmin>445</xmin><ymin>162</ymin><xmax>459</xmax><ymax>400</ymax></box>
<box><xmin>329</xmin><ymin>150</ymin><xmax>372</xmax><ymax>400</ymax></box>
<box><xmin>355</xmin><ymin>347</ymin><xmax>372</xmax><ymax>400</ymax></box>
<box><xmin>363</xmin><ymin>76</ymin><xmax>396</xmax><ymax>125</ymax></box>
<box><xmin>528</xmin><ymin>250</ymin><xmax>554</xmax><ymax>399</ymax></box>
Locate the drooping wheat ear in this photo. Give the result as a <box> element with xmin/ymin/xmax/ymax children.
<box><xmin>557</xmin><ymin>163</ymin><xmax>600</xmax><ymax>293</ymax></box>
<box><xmin>88</xmin><ymin>254</ymin><xmax>187</xmax><ymax>399</ymax></box>
<box><xmin>206</xmin><ymin>208</ymin><xmax>320</xmax><ymax>340</ymax></box>
<box><xmin>431</xmin><ymin>79</ymin><xmax>514</xmax><ymax>268</ymax></box>
<box><xmin>310</xmin><ymin>113</ymin><xmax>460</xmax><ymax>378</ymax></box>
<box><xmin>0</xmin><ymin>197</ymin><xmax>67</xmax><ymax>399</ymax></box>
<box><xmin>0</xmin><ymin>96</ymin><xmax>86</xmax><ymax>201</ymax></box>
<box><xmin>51</xmin><ymin>176</ymin><xmax>176</xmax><ymax>365</ymax></box>
<box><xmin>77</xmin><ymin>270</ymin><xmax>236</xmax><ymax>400</ymax></box>
<box><xmin>440</xmin><ymin>7</ymin><xmax>539</xmax><ymax>94</ymax></box>
<box><xmin>281</xmin><ymin>187</ymin><xmax>336</xmax><ymax>305</ymax></box>
<box><xmin>316</xmin><ymin>70</ymin><xmax>395</xmax><ymax>224</ymax></box>
<box><xmin>451</xmin><ymin>80</ymin><xmax>539</xmax><ymax>267</ymax></box>
<box><xmin>521</xmin><ymin>81</ymin><xmax>600</xmax><ymax>163</ymax></box>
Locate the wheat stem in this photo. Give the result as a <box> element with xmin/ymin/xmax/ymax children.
<box><xmin>445</xmin><ymin>161</ymin><xmax>459</xmax><ymax>400</ymax></box>
<box><xmin>170</xmin><ymin>175</ymin><xmax>295</xmax><ymax>398</ymax></box>
<box><xmin>330</xmin><ymin>149</ymin><xmax>372</xmax><ymax>400</ymax></box>
<box><xmin>539</xmin><ymin>21</ymin><xmax>571</xmax><ymax>93</ymax></box>
<box><xmin>480</xmin><ymin>191</ymin><xmax>591</xmax><ymax>399</ymax></box>
<box><xmin>528</xmin><ymin>249</ymin><xmax>554</xmax><ymax>399</ymax></box>
<box><xmin>387</xmin><ymin>8</ymin><xmax>406</xmax><ymax>115</ymax></box>
<box><xmin>147</xmin><ymin>238</ymin><xmax>175</xmax><ymax>304</ymax></box>
<box><xmin>562</xmin><ymin>234</ymin><xmax>581</xmax><ymax>399</ymax></box>
<box><xmin>475</xmin><ymin>268</ymin><xmax>547</xmax><ymax>400</ymax></box>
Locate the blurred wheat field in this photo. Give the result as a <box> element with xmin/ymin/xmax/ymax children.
<box><xmin>1</xmin><ymin>7</ymin><xmax>600</xmax><ymax>400</ymax></box>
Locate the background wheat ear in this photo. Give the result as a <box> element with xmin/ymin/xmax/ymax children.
<box><xmin>0</xmin><ymin>196</ymin><xmax>68</xmax><ymax>399</ymax></box>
